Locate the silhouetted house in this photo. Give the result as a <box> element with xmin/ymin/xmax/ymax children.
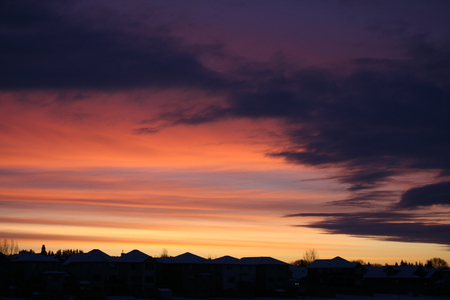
<box><xmin>41</xmin><ymin>270</ymin><xmax>71</xmax><ymax>298</ymax></box>
<box><xmin>0</xmin><ymin>253</ymin><xmax>12</xmax><ymax>296</ymax></box>
<box><xmin>62</xmin><ymin>249</ymin><xmax>158</xmax><ymax>297</ymax></box>
<box><xmin>290</xmin><ymin>264</ymin><xmax>307</xmax><ymax>284</ymax></box>
<box><xmin>62</xmin><ymin>249</ymin><xmax>117</xmax><ymax>296</ymax></box>
<box><xmin>157</xmin><ymin>252</ymin><xmax>216</xmax><ymax>298</ymax></box>
<box><xmin>240</xmin><ymin>256</ymin><xmax>291</xmax><ymax>296</ymax></box>
<box><xmin>442</xmin><ymin>268</ymin><xmax>450</xmax><ymax>291</ymax></box>
<box><xmin>117</xmin><ymin>249</ymin><xmax>157</xmax><ymax>297</ymax></box>
<box><xmin>364</xmin><ymin>265</ymin><xmax>441</xmax><ymax>294</ymax></box>
<box><xmin>289</xmin><ymin>264</ymin><xmax>308</xmax><ymax>294</ymax></box>
<box><xmin>212</xmin><ymin>255</ymin><xmax>256</xmax><ymax>296</ymax></box>
<box><xmin>306</xmin><ymin>256</ymin><xmax>365</xmax><ymax>288</ymax></box>
<box><xmin>9</xmin><ymin>252</ymin><xmax>62</xmax><ymax>297</ymax></box>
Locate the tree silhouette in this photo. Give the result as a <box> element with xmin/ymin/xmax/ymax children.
<box><xmin>291</xmin><ymin>259</ymin><xmax>308</xmax><ymax>267</ymax></box>
<box><xmin>351</xmin><ymin>259</ymin><xmax>365</xmax><ymax>265</ymax></box>
<box><xmin>54</xmin><ymin>249</ymin><xmax>84</xmax><ymax>257</ymax></box>
<box><xmin>303</xmin><ymin>249</ymin><xmax>319</xmax><ymax>266</ymax></box>
<box><xmin>0</xmin><ymin>239</ymin><xmax>19</xmax><ymax>256</ymax></box>
<box><xmin>426</xmin><ymin>257</ymin><xmax>449</xmax><ymax>268</ymax></box>
<box><xmin>159</xmin><ymin>248</ymin><xmax>169</xmax><ymax>258</ymax></box>
<box><xmin>19</xmin><ymin>249</ymin><xmax>35</xmax><ymax>254</ymax></box>
<box><xmin>291</xmin><ymin>249</ymin><xmax>319</xmax><ymax>267</ymax></box>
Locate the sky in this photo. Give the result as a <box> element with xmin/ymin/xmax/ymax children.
<box><xmin>1</xmin><ymin>0</ymin><xmax>450</xmax><ymax>264</ymax></box>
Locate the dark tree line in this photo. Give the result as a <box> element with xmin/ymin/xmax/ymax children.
<box><xmin>0</xmin><ymin>240</ymin><xmax>83</xmax><ymax>258</ymax></box>
<box><xmin>39</xmin><ymin>244</ymin><xmax>84</xmax><ymax>257</ymax></box>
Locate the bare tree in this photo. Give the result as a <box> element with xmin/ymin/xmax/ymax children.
<box><xmin>159</xmin><ymin>248</ymin><xmax>169</xmax><ymax>258</ymax></box>
<box><xmin>426</xmin><ymin>257</ymin><xmax>449</xmax><ymax>268</ymax></box>
<box><xmin>206</xmin><ymin>254</ymin><xmax>216</xmax><ymax>260</ymax></box>
<box><xmin>0</xmin><ymin>239</ymin><xmax>19</xmax><ymax>256</ymax></box>
<box><xmin>303</xmin><ymin>249</ymin><xmax>319</xmax><ymax>266</ymax></box>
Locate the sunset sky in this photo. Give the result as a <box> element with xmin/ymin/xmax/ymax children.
<box><xmin>1</xmin><ymin>0</ymin><xmax>450</xmax><ymax>264</ymax></box>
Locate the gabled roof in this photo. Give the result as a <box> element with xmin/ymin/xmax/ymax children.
<box><xmin>156</xmin><ymin>252</ymin><xmax>289</xmax><ymax>265</ymax></box>
<box><xmin>0</xmin><ymin>253</ymin><xmax>10</xmax><ymax>261</ymax></box>
<box><xmin>10</xmin><ymin>252</ymin><xmax>60</xmax><ymax>262</ymax></box>
<box><xmin>308</xmin><ymin>256</ymin><xmax>358</xmax><ymax>268</ymax></box>
<box><xmin>240</xmin><ymin>256</ymin><xmax>288</xmax><ymax>265</ymax></box>
<box><xmin>119</xmin><ymin>249</ymin><xmax>152</xmax><ymax>263</ymax></box>
<box><xmin>157</xmin><ymin>252</ymin><xmax>210</xmax><ymax>264</ymax></box>
<box><xmin>424</xmin><ymin>268</ymin><xmax>439</xmax><ymax>278</ymax></box>
<box><xmin>363</xmin><ymin>266</ymin><xmax>386</xmax><ymax>278</ymax></box>
<box><xmin>364</xmin><ymin>265</ymin><xmax>434</xmax><ymax>279</ymax></box>
<box><xmin>213</xmin><ymin>255</ymin><xmax>242</xmax><ymax>264</ymax></box>
<box><xmin>62</xmin><ymin>249</ymin><xmax>111</xmax><ymax>265</ymax></box>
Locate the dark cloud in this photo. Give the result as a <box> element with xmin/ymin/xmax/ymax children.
<box><xmin>397</xmin><ymin>181</ymin><xmax>450</xmax><ymax>208</ymax></box>
<box><xmin>159</xmin><ymin>37</ymin><xmax>450</xmax><ymax>194</ymax></box>
<box><xmin>0</xmin><ymin>0</ymin><xmax>228</xmax><ymax>91</ymax></box>
<box><xmin>285</xmin><ymin>211</ymin><xmax>450</xmax><ymax>247</ymax></box>
<box><xmin>264</xmin><ymin>65</ymin><xmax>450</xmax><ymax>190</ymax></box>
<box><xmin>336</xmin><ymin>170</ymin><xmax>397</xmax><ymax>191</ymax></box>
<box><xmin>229</xmin><ymin>91</ymin><xmax>304</xmax><ymax>118</ymax></box>
<box><xmin>326</xmin><ymin>190</ymin><xmax>399</xmax><ymax>208</ymax></box>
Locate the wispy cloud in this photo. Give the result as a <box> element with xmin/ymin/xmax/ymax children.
<box><xmin>285</xmin><ymin>211</ymin><xmax>450</xmax><ymax>247</ymax></box>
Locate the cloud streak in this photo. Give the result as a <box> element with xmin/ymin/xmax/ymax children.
<box><xmin>286</xmin><ymin>211</ymin><xmax>450</xmax><ymax>247</ymax></box>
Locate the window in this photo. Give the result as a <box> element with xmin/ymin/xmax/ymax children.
<box><xmin>145</xmin><ymin>276</ymin><xmax>154</xmax><ymax>283</ymax></box>
<box><xmin>145</xmin><ymin>263</ymin><xmax>154</xmax><ymax>271</ymax></box>
<box><xmin>228</xmin><ymin>276</ymin><xmax>235</xmax><ymax>283</ymax></box>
